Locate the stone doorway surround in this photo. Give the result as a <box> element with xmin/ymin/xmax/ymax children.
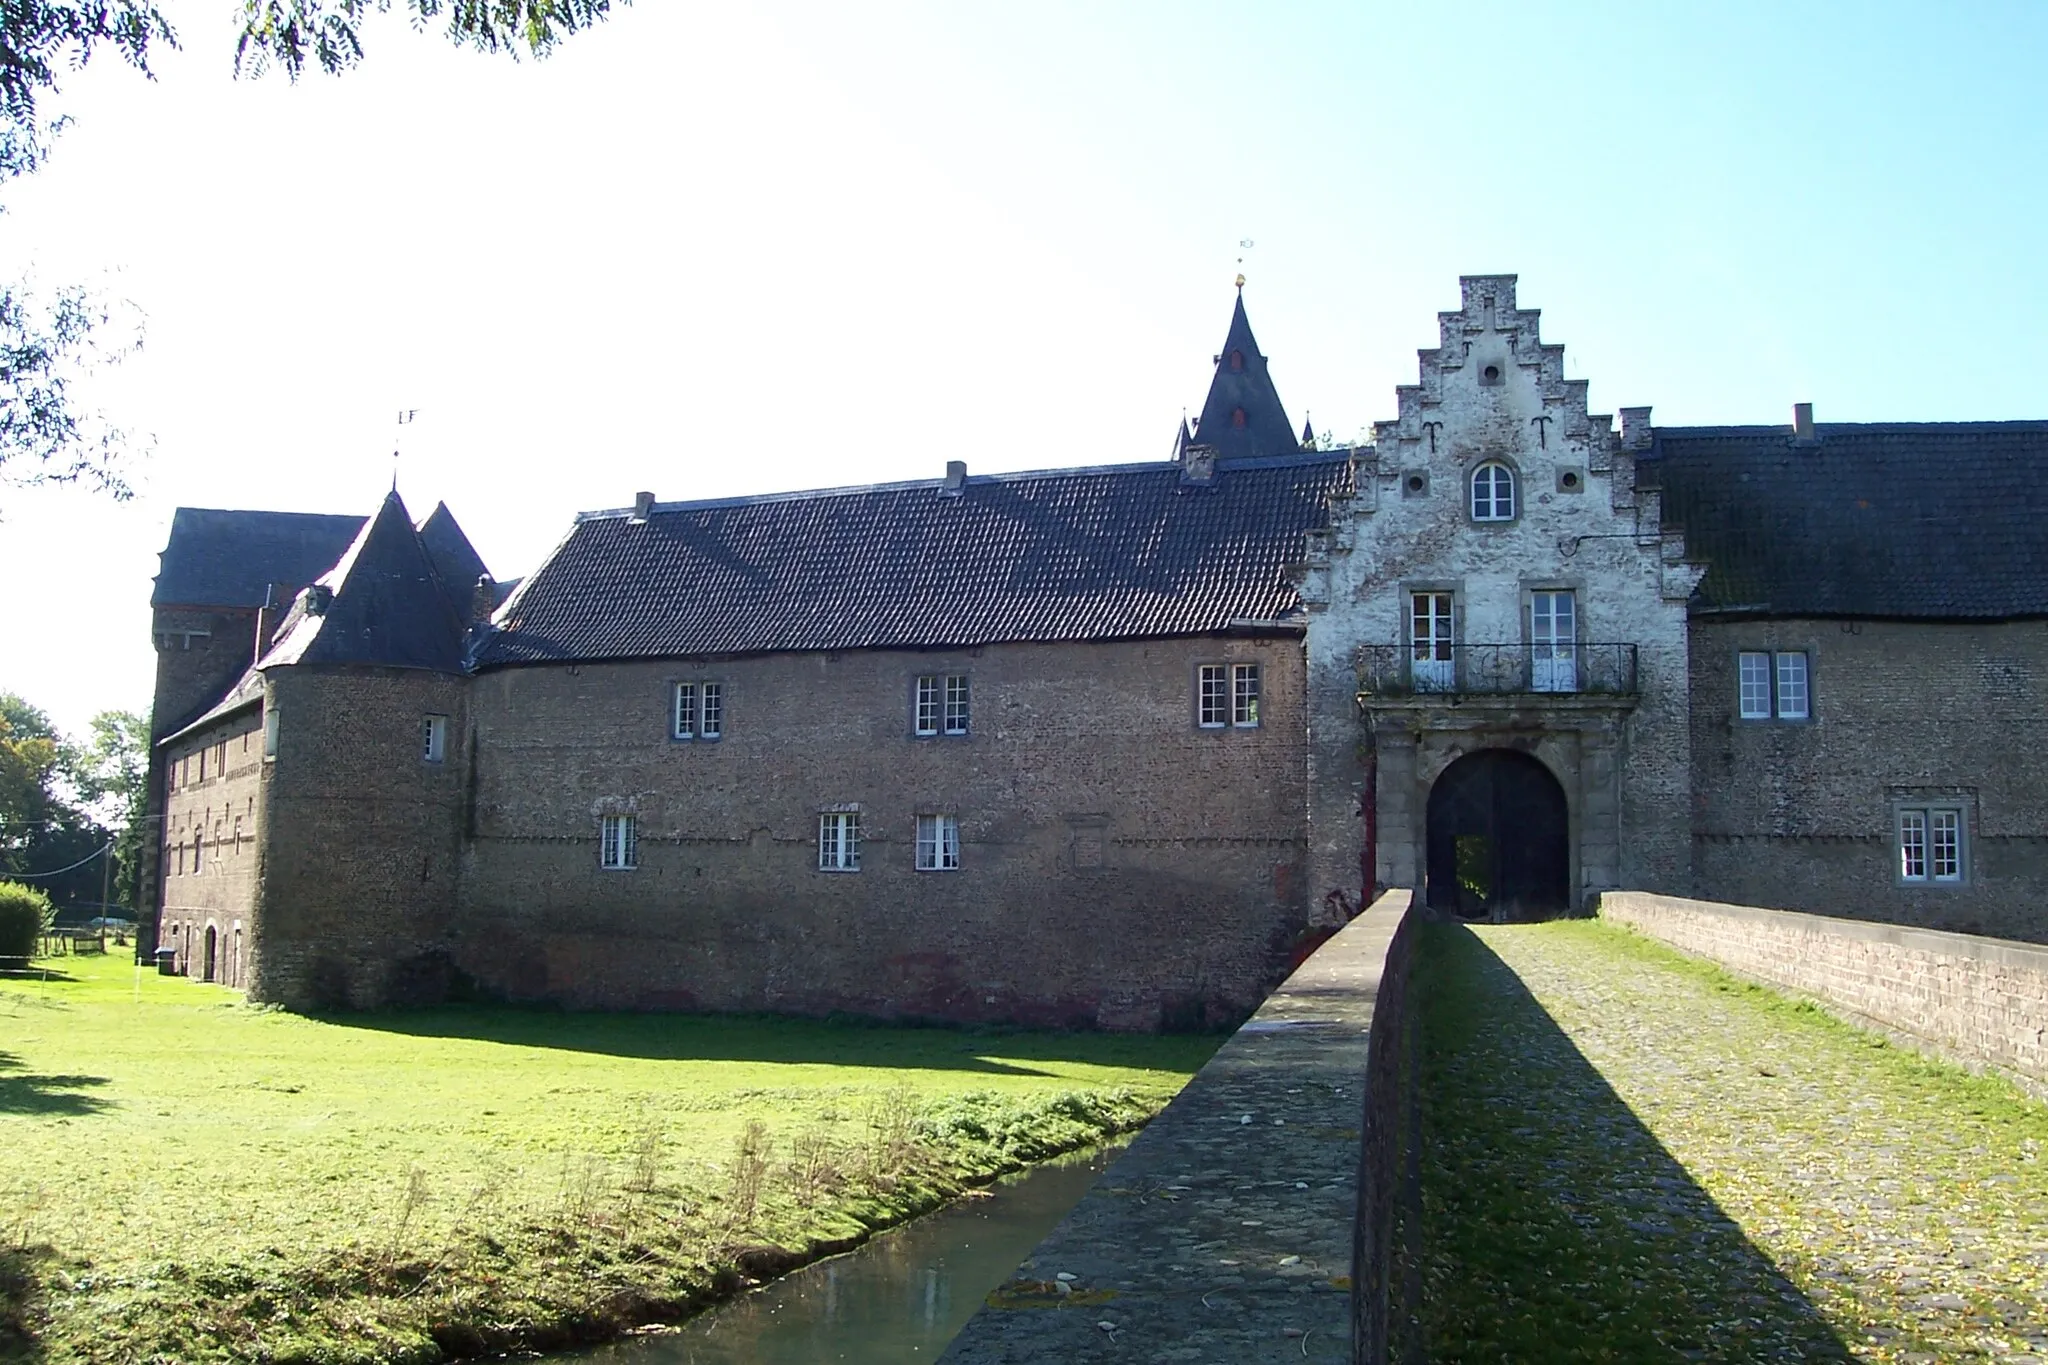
<box><xmin>1364</xmin><ymin>693</ymin><xmax>1634</xmax><ymax>913</ymax></box>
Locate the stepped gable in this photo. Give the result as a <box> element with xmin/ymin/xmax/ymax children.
<box><xmin>481</xmin><ymin>454</ymin><xmax>1353</xmax><ymax>665</ymax></box>
<box><xmin>1189</xmin><ymin>289</ymin><xmax>1301</xmax><ymax>461</ymax></box>
<box><xmin>152</xmin><ymin>508</ymin><xmax>366</xmax><ymax>608</ymax></box>
<box><xmin>415</xmin><ymin>500</ymin><xmax>492</xmax><ymax>617</ymax></box>
<box><xmin>261</xmin><ymin>491</ymin><xmax>470</xmax><ymax>672</ymax></box>
<box><xmin>1640</xmin><ymin>421</ymin><xmax>2048</xmax><ymax>620</ymax></box>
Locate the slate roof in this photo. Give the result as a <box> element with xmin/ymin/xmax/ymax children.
<box><xmin>1641</xmin><ymin>422</ymin><xmax>2048</xmax><ymax>619</ymax></box>
<box><xmin>480</xmin><ymin>454</ymin><xmax>1352</xmax><ymax>665</ymax></box>
<box><xmin>260</xmin><ymin>491</ymin><xmax>471</xmax><ymax>673</ymax></box>
<box><xmin>1190</xmin><ymin>293</ymin><xmax>1302</xmax><ymax>461</ymax></box>
<box><xmin>152</xmin><ymin>508</ymin><xmax>366</xmax><ymax>608</ymax></box>
<box><xmin>416</xmin><ymin>501</ymin><xmax>490</xmax><ymax>619</ymax></box>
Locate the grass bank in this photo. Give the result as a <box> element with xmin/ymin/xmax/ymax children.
<box><xmin>0</xmin><ymin>953</ymin><xmax>1214</xmax><ymax>1363</ymax></box>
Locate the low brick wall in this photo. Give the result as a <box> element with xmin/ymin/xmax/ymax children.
<box><xmin>938</xmin><ymin>887</ymin><xmax>1420</xmax><ymax>1364</ymax></box>
<box><xmin>1600</xmin><ymin>892</ymin><xmax>2048</xmax><ymax>1093</ymax></box>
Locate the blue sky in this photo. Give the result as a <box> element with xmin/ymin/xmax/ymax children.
<box><xmin>2</xmin><ymin>1</ymin><xmax>2044</xmax><ymax>736</ymax></box>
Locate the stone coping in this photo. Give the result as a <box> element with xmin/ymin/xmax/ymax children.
<box><xmin>1604</xmin><ymin>891</ymin><xmax>2048</xmax><ymax>972</ymax></box>
<box><xmin>939</xmin><ymin>888</ymin><xmax>1416</xmax><ymax>1364</ymax></box>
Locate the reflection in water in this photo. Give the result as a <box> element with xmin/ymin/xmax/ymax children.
<box><xmin>568</xmin><ymin>1144</ymin><xmax>1121</xmax><ymax>1364</ymax></box>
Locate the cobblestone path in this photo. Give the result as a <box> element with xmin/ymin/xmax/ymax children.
<box><xmin>1418</xmin><ymin>920</ymin><xmax>2048</xmax><ymax>1364</ymax></box>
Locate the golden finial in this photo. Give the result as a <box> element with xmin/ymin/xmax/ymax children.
<box><xmin>1235</xmin><ymin>272</ymin><xmax>1246</xmax><ymax>290</ymax></box>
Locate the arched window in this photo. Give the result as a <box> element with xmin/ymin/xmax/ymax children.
<box><xmin>1470</xmin><ymin>462</ymin><xmax>1516</xmax><ymax>521</ymax></box>
<box><xmin>1231</xmin><ymin>407</ymin><xmax>1248</xmax><ymax>429</ymax></box>
<box><xmin>1228</xmin><ymin>349</ymin><xmax>1245</xmax><ymax>372</ymax></box>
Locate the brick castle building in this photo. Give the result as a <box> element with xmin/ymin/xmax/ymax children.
<box><xmin>147</xmin><ymin>276</ymin><xmax>2048</xmax><ymax>1024</ymax></box>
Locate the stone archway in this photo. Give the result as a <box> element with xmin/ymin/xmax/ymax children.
<box><xmin>1425</xmin><ymin>749</ymin><xmax>1570</xmax><ymax>918</ymax></box>
<box><xmin>203</xmin><ymin>924</ymin><xmax>218</xmax><ymax>983</ymax></box>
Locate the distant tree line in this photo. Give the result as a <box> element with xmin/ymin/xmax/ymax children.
<box><xmin>0</xmin><ymin>692</ymin><xmax>146</xmax><ymax>917</ymax></box>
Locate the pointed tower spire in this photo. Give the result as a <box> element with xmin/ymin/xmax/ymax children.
<box><xmin>1190</xmin><ymin>287</ymin><xmax>1300</xmax><ymax>461</ymax></box>
<box><xmin>1172</xmin><ymin>413</ymin><xmax>1192</xmax><ymax>461</ymax></box>
<box><xmin>1300</xmin><ymin>413</ymin><xmax>1316</xmax><ymax>447</ymax></box>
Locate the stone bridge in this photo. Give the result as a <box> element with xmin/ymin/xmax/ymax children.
<box><xmin>940</xmin><ymin>892</ymin><xmax>2048</xmax><ymax>1363</ymax></box>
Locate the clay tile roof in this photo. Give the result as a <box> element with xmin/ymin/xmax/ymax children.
<box><xmin>480</xmin><ymin>454</ymin><xmax>1352</xmax><ymax>665</ymax></box>
<box><xmin>1641</xmin><ymin>421</ymin><xmax>2048</xmax><ymax>619</ymax></box>
<box><xmin>152</xmin><ymin>508</ymin><xmax>366</xmax><ymax>608</ymax></box>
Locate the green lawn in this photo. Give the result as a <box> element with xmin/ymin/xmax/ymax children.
<box><xmin>0</xmin><ymin>952</ymin><xmax>1214</xmax><ymax>1364</ymax></box>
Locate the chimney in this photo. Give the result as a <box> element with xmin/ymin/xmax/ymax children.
<box><xmin>471</xmin><ymin>574</ymin><xmax>498</xmax><ymax>625</ymax></box>
<box><xmin>253</xmin><ymin>584</ymin><xmax>284</xmax><ymax>664</ymax></box>
<box><xmin>631</xmin><ymin>490</ymin><xmax>655</xmax><ymax>521</ymax></box>
<box><xmin>942</xmin><ymin>460</ymin><xmax>967</xmax><ymax>496</ymax></box>
<box><xmin>1792</xmin><ymin>402</ymin><xmax>1816</xmax><ymax>444</ymax></box>
<box><xmin>1618</xmin><ymin>406</ymin><xmax>1654</xmax><ymax>450</ymax></box>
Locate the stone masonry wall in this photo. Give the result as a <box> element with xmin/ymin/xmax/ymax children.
<box><xmin>158</xmin><ymin>705</ymin><xmax>267</xmax><ymax>986</ymax></box>
<box><xmin>251</xmin><ymin>665</ymin><xmax>469</xmax><ymax>1009</ymax></box>
<box><xmin>453</xmin><ymin>636</ymin><xmax>1312</xmax><ymax>1029</ymax></box>
<box><xmin>1690</xmin><ymin>618</ymin><xmax>2048</xmax><ymax>943</ymax></box>
<box><xmin>1601</xmin><ymin>892</ymin><xmax>2048</xmax><ymax>1091</ymax></box>
<box><xmin>1301</xmin><ymin>276</ymin><xmax>1701</xmax><ymax>913</ymax></box>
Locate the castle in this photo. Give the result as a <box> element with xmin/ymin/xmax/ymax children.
<box><xmin>145</xmin><ymin>276</ymin><xmax>2048</xmax><ymax>1025</ymax></box>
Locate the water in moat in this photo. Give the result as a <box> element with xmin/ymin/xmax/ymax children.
<box><xmin>564</xmin><ymin>1143</ymin><xmax>1123</xmax><ymax>1364</ymax></box>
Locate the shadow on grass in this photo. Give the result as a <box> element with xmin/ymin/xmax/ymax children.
<box><xmin>0</xmin><ymin>1050</ymin><xmax>113</xmax><ymax>1117</ymax></box>
<box><xmin>0</xmin><ymin>966</ymin><xmax>77</xmax><ymax>983</ymax></box>
<box><xmin>1</xmin><ymin>1247</ymin><xmax>48</xmax><ymax>1363</ymax></box>
<box><xmin>314</xmin><ymin>1008</ymin><xmax>1217</xmax><ymax>1079</ymax></box>
<box><xmin>1418</xmin><ymin>923</ymin><xmax>1851</xmax><ymax>1363</ymax></box>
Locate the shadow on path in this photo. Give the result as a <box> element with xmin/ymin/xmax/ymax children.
<box><xmin>1418</xmin><ymin>923</ymin><xmax>1851</xmax><ymax>1363</ymax></box>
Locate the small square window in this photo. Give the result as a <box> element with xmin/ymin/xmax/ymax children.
<box><xmin>1737</xmin><ymin>650</ymin><xmax>1811</xmax><ymax>720</ymax></box>
<box><xmin>819</xmin><ymin>810</ymin><xmax>862</xmax><ymax>871</ymax></box>
<box><xmin>915</xmin><ymin>675</ymin><xmax>968</xmax><ymax>737</ymax></box>
<box><xmin>422</xmin><ymin>714</ymin><xmax>448</xmax><ymax>763</ymax></box>
<box><xmin>600</xmin><ymin>814</ymin><xmax>638</xmax><ymax>870</ymax></box>
<box><xmin>916</xmin><ymin>814</ymin><xmax>960</xmax><ymax>870</ymax></box>
<box><xmin>1898</xmin><ymin>806</ymin><xmax>1965</xmax><ymax>884</ymax></box>
<box><xmin>1198</xmin><ymin>664</ymin><xmax>1228</xmax><ymax>727</ymax></box>
<box><xmin>1231</xmin><ymin>663</ymin><xmax>1260</xmax><ymax>727</ymax></box>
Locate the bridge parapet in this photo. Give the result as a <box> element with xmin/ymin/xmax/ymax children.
<box><xmin>1601</xmin><ymin>892</ymin><xmax>2048</xmax><ymax>1097</ymax></box>
<box><xmin>939</xmin><ymin>888</ymin><xmax>1421</xmax><ymax>1364</ymax></box>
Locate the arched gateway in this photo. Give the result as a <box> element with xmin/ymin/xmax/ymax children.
<box><xmin>1425</xmin><ymin>750</ymin><xmax>1570</xmax><ymax>918</ymax></box>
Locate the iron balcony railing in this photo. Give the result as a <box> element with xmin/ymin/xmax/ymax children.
<box><xmin>1356</xmin><ymin>642</ymin><xmax>1639</xmax><ymax>698</ymax></box>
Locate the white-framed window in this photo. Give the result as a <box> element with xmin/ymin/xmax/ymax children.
<box><xmin>1198</xmin><ymin>664</ymin><xmax>1229</xmax><ymax>727</ymax></box>
<box><xmin>915</xmin><ymin>674</ymin><xmax>968</xmax><ymax>736</ymax></box>
<box><xmin>1898</xmin><ymin>806</ymin><xmax>1964</xmax><ymax>884</ymax></box>
<box><xmin>1529</xmin><ymin>590</ymin><xmax>1578</xmax><ymax>693</ymax></box>
<box><xmin>673</xmin><ymin>681</ymin><xmax>725</xmax><ymax>740</ymax></box>
<box><xmin>1231</xmin><ymin>663</ymin><xmax>1260</xmax><ymax>727</ymax></box>
<box><xmin>1737</xmin><ymin>650</ymin><xmax>1810</xmax><ymax>720</ymax></box>
<box><xmin>916</xmin><ymin>814</ymin><xmax>960</xmax><ymax>871</ymax></box>
<box><xmin>600</xmin><ymin>814</ymin><xmax>638</xmax><ymax>870</ymax></box>
<box><xmin>1470</xmin><ymin>462</ymin><xmax>1516</xmax><ymax>522</ymax></box>
<box><xmin>422</xmin><ymin>714</ymin><xmax>448</xmax><ymax>763</ymax></box>
<box><xmin>819</xmin><ymin>809</ymin><xmax>862</xmax><ymax>871</ymax></box>
<box><xmin>1411</xmin><ymin>592</ymin><xmax>1456</xmax><ymax>691</ymax></box>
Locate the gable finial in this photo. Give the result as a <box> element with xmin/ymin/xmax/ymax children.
<box><xmin>392</xmin><ymin>407</ymin><xmax>418</xmax><ymax>494</ymax></box>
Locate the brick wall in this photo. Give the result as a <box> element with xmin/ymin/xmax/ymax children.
<box><xmin>158</xmin><ymin>706</ymin><xmax>267</xmax><ymax>985</ymax></box>
<box><xmin>452</xmin><ymin>636</ymin><xmax>1311</xmax><ymax>1028</ymax></box>
<box><xmin>251</xmin><ymin>665</ymin><xmax>469</xmax><ymax>1009</ymax></box>
<box><xmin>1601</xmin><ymin>891</ymin><xmax>2048</xmax><ymax>1091</ymax></box>
<box><xmin>1689</xmin><ymin>618</ymin><xmax>2048</xmax><ymax>943</ymax></box>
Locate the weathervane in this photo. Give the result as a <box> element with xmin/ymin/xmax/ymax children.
<box><xmin>393</xmin><ymin>408</ymin><xmax>418</xmax><ymax>492</ymax></box>
<box><xmin>1237</xmin><ymin>238</ymin><xmax>1253</xmax><ymax>290</ymax></box>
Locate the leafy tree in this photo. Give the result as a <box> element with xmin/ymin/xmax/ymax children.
<box><xmin>0</xmin><ymin>880</ymin><xmax>56</xmax><ymax>959</ymax></box>
<box><xmin>0</xmin><ymin>0</ymin><xmax>628</xmax><ymax>506</ymax></box>
<box><xmin>0</xmin><ymin>693</ymin><xmax>121</xmax><ymax>913</ymax></box>
<box><xmin>73</xmin><ymin>709</ymin><xmax>148</xmax><ymax>908</ymax></box>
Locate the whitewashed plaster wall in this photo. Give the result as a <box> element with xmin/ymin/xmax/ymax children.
<box><xmin>1297</xmin><ymin>276</ymin><xmax>1703</xmax><ymax>915</ymax></box>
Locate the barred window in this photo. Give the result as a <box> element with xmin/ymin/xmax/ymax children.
<box><xmin>1198</xmin><ymin>664</ymin><xmax>1228</xmax><ymax>727</ymax></box>
<box><xmin>819</xmin><ymin>810</ymin><xmax>862</xmax><ymax>871</ymax></box>
<box><xmin>916</xmin><ymin>814</ymin><xmax>960</xmax><ymax>871</ymax></box>
<box><xmin>422</xmin><ymin>714</ymin><xmax>448</xmax><ymax>763</ymax></box>
<box><xmin>600</xmin><ymin>814</ymin><xmax>638</xmax><ymax>870</ymax></box>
